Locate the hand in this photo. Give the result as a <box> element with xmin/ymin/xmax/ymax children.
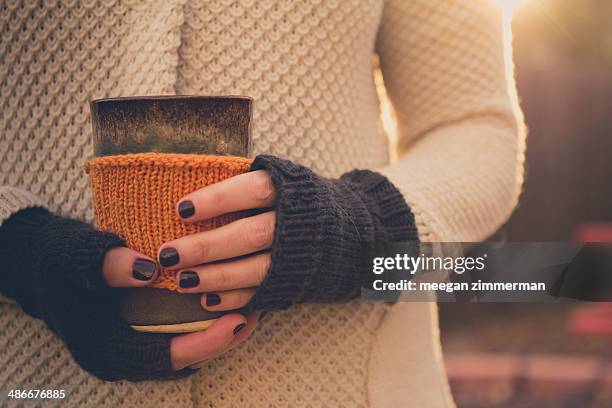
<box><xmin>103</xmin><ymin>247</ymin><xmax>260</xmax><ymax>371</ymax></box>
<box><xmin>156</xmin><ymin>155</ymin><xmax>417</xmax><ymax>313</ymax></box>
<box><xmin>0</xmin><ymin>208</ymin><xmax>259</xmax><ymax>380</ymax></box>
<box><xmin>158</xmin><ymin>170</ymin><xmax>277</xmax><ymax>312</ymax></box>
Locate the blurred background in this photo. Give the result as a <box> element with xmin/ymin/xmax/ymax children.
<box><xmin>436</xmin><ymin>1</ymin><xmax>612</xmax><ymax>407</ymax></box>
<box><xmin>376</xmin><ymin>0</ymin><xmax>612</xmax><ymax>406</ymax></box>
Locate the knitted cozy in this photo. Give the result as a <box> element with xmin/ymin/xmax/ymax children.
<box><xmin>85</xmin><ymin>153</ymin><xmax>252</xmax><ymax>291</ymax></box>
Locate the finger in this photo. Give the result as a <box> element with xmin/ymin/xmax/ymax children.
<box><xmin>189</xmin><ymin>312</ymin><xmax>259</xmax><ymax>369</ymax></box>
<box><xmin>201</xmin><ymin>288</ymin><xmax>256</xmax><ymax>312</ymax></box>
<box><xmin>176</xmin><ymin>252</ymin><xmax>270</xmax><ymax>293</ymax></box>
<box><xmin>170</xmin><ymin>313</ymin><xmax>247</xmax><ymax>370</ymax></box>
<box><xmin>102</xmin><ymin>247</ymin><xmax>159</xmax><ymax>287</ymax></box>
<box><xmin>230</xmin><ymin>312</ymin><xmax>259</xmax><ymax>345</ymax></box>
<box><xmin>159</xmin><ymin>211</ymin><xmax>275</xmax><ymax>269</ymax></box>
<box><xmin>177</xmin><ymin>170</ymin><xmax>276</xmax><ymax>222</ymax></box>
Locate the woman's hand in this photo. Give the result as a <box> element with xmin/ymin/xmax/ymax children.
<box><xmin>158</xmin><ymin>170</ymin><xmax>277</xmax><ymax>312</ymax></box>
<box><xmin>0</xmin><ymin>207</ymin><xmax>259</xmax><ymax>381</ymax></box>
<box><xmin>157</xmin><ymin>154</ymin><xmax>418</xmax><ymax>314</ymax></box>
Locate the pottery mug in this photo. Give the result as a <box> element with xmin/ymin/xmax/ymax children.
<box><xmin>85</xmin><ymin>95</ymin><xmax>253</xmax><ymax>333</ymax></box>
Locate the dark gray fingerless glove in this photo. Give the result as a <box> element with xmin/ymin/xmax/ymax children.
<box><xmin>249</xmin><ymin>155</ymin><xmax>418</xmax><ymax>311</ymax></box>
<box><xmin>0</xmin><ymin>207</ymin><xmax>191</xmax><ymax>381</ymax></box>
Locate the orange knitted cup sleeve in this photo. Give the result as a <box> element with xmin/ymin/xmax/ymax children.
<box><xmin>85</xmin><ymin>153</ymin><xmax>253</xmax><ymax>291</ymax></box>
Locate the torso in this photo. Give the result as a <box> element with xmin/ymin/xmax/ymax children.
<box><xmin>0</xmin><ymin>1</ymin><xmax>391</xmax><ymax>405</ymax></box>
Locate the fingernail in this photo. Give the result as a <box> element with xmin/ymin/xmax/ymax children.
<box><xmin>233</xmin><ymin>323</ymin><xmax>246</xmax><ymax>335</ymax></box>
<box><xmin>132</xmin><ymin>258</ymin><xmax>157</xmax><ymax>281</ymax></box>
<box><xmin>179</xmin><ymin>271</ymin><xmax>199</xmax><ymax>288</ymax></box>
<box><xmin>159</xmin><ymin>247</ymin><xmax>179</xmax><ymax>267</ymax></box>
<box><xmin>259</xmin><ymin>312</ymin><xmax>268</xmax><ymax>322</ymax></box>
<box><xmin>206</xmin><ymin>293</ymin><xmax>221</xmax><ymax>306</ymax></box>
<box><xmin>178</xmin><ymin>200</ymin><xmax>195</xmax><ymax>219</ymax></box>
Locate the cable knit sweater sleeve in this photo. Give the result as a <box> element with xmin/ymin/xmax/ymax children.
<box><xmin>0</xmin><ymin>186</ymin><xmax>46</xmax><ymax>226</ymax></box>
<box><xmin>376</xmin><ymin>0</ymin><xmax>526</xmax><ymax>242</ymax></box>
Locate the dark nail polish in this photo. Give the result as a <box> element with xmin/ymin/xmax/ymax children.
<box><xmin>233</xmin><ymin>323</ymin><xmax>246</xmax><ymax>335</ymax></box>
<box><xmin>206</xmin><ymin>293</ymin><xmax>221</xmax><ymax>306</ymax></box>
<box><xmin>179</xmin><ymin>271</ymin><xmax>199</xmax><ymax>288</ymax></box>
<box><xmin>259</xmin><ymin>312</ymin><xmax>268</xmax><ymax>322</ymax></box>
<box><xmin>178</xmin><ymin>200</ymin><xmax>195</xmax><ymax>219</ymax></box>
<box><xmin>159</xmin><ymin>247</ymin><xmax>179</xmax><ymax>267</ymax></box>
<box><xmin>132</xmin><ymin>258</ymin><xmax>157</xmax><ymax>281</ymax></box>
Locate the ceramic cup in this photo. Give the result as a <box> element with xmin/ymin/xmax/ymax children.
<box><xmin>87</xmin><ymin>95</ymin><xmax>252</xmax><ymax>333</ymax></box>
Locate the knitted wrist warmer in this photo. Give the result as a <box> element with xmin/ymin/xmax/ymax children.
<box><xmin>0</xmin><ymin>208</ymin><xmax>191</xmax><ymax>381</ymax></box>
<box><xmin>249</xmin><ymin>155</ymin><xmax>418</xmax><ymax>311</ymax></box>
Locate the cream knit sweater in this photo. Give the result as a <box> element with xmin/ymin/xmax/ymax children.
<box><xmin>0</xmin><ymin>0</ymin><xmax>524</xmax><ymax>407</ymax></box>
